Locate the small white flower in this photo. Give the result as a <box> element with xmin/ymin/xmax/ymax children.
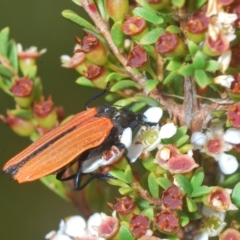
<box><xmin>159</xmin><ymin>123</ymin><xmax>177</xmax><ymax>139</ymax></box>
<box><xmin>45</xmin><ymin>214</ymin><xmax>103</xmax><ymax>240</ymax></box>
<box><xmin>190</xmin><ymin>124</ymin><xmax>238</xmax><ymax>175</ymax></box>
<box><xmin>213</xmin><ymin>75</ymin><xmax>234</xmax><ymax>88</ymax></box>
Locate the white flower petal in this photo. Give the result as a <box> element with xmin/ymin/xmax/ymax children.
<box><xmin>218</xmin><ymin>153</ymin><xmax>238</xmax><ymax>175</ymax></box>
<box><xmin>224</xmin><ymin>128</ymin><xmax>240</xmax><ymax>144</ymax></box>
<box><xmin>87</xmin><ymin>213</ymin><xmax>103</xmax><ymax>238</ymax></box>
<box><xmin>64</xmin><ymin>216</ymin><xmax>86</xmax><ymax>237</ymax></box>
<box><xmin>127</xmin><ymin>144</ymin><xmax>144</xmax><ymax>163</ymax></box>
<box><xmin>193</xmin><ymin>232</ymin><xmax>209</xmax><ymax>240</ymax></box>
<box><xmin>143</xmin><ymin>107</ymin><xmax>163</xmax><ymax>124</ymax></box>
<box><xmin>202</xmin><ymin>206</ymin><xmax>226</xmax><ymax>221</ymax></box>
<box><xmin>213</xmin><ymin>75</ymin><xmax>234</xmax><ymax>88</ymax></box>
<box><xmin>120</xmin><ymin>127</ymin><xmax>132</xmax><ymax>148</ymax></box>
<box><xmin>159</xmin><ymin>123</ymin><xmax>177</xmax><ymax>139</ymax></box>
<box><xmin>190</xmin><ymin>132</ymin><xmax>207</xmax><ymax>149</ymax></box>
<box><xmin>217</xmin><ymin>12</ymin><xmax>238</xmax><ymax>25</ymax></box>
<box><xmin>218</xmin><ymin>50</ymin><xmax>232</xmax><ymax>73</ymax></box>
<box><xmin>81</xmin><ymin>156</ymin><xmax>103</xmax><ymax>173</ymax></box>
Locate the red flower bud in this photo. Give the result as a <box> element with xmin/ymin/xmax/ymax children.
<box><xmin>98</xmin><ymin>214</ymin><xmax>119</xmax><ymax>239</ymax></box>
<box><xmin>33</xmin><ymin>96</ymin><xmax>57</xmax><ymax>129</ymax></box>
<box><xmin>10</xmin><ymin>78</ymin><xmax>34</xmax><ymax>108</ymax></box>
<box><xmin>219</xmin><ymin>228</ymin><xmax>240</xmax><ymax>240</ymax></box>
<box><xmin>0</xmin><ymin>110</ymin><xmax>34</xmax><ymax>137</ymax></box>
<box><xmin>84</xmin><ymin>65</ymin><xmax>108</xmax><ymax>89</ymax></box>
<box><xmin>161</xmin><ymin>185</ymin><xmax>183</xmax><ymax>210</ymax></box>
<box><xmin>122</xmin><ymin>16</ymin><xmax>148</xmax><ymax>40</ymax></box>
<box><xmin>130</xmin><ymin>214</ymin><xmax>151</xmax><ymax>238</ymax></box>
<box><xmin>78</xmin><ymin>33</ymin><xmax>107</xmax><ymax>66</ymax></box>
<box><xmin>127</xmin><ymin>45</ymin><xmax>148</xmax><ymax>68</ymax></box>
<box><xmin>155</xmin><ymin>32</ymin><xmax>186</xmax><ymax>57</ymax></box>
<box><xmin>186</xmin><ymin>11</ymin><xmax>209</xmax><ymax>43</ymax></box>
<box><xmin>155</xmin><ymin>210</ymin><xmax>179</xmax><ymax>234</ymax></box>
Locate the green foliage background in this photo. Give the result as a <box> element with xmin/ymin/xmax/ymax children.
<box><xmin>0</xmin><ymin>1</ymin><xmax>98</xmax><ymax>239</ymax></box>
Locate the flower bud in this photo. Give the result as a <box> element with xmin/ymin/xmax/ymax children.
<box><xmin>33</xmin><ymin>96</ymin><xmax>57</xmax><ymax>129</ymax></box>
<box><xmin>186</xmin><ymin>11</ymin><xmax>209</xmax><ymax>43</ymax></box>
<box><xmin>61</xmin><ymin>50</ymin><xmax>90</xmax><ymax>75</ymax></box>
<box><xmin>106</xmin><ymin>0</ymin><xmax>129</xmax><ymax>22</ymax></box>
<box><xmin>219</xmin><ymin>228</ymin><xmax>240</xmax><ymax>240</ymax></box>
<box><xmin>112</xmin><ymin>197</ymin><xmax>139</xmax><ymax>221</ymax></box>
<box><xmin>17</xmin><ymin>44</ymin><xmax>46</xmax><ymax>75</ymax></box>
<box><xmin>155</xmin><ymin>31</ymin><xmax>187</xmax><ymax>57</ymax></box>
<box><xmin>10</xmin><ymin>78</ymin><xmax>34</xmax><ymax>108</ymax></box>
<box><xmin>203</xmin><ymin>33</ymin><xmax>230</xmax><ymax>56</ymax></box>
<box><xmin>122</xmin><ymin>16</ymin><xmax>149</xmax><ymax>41</ymax></box>
<box><xmin>161</xmin><ymin>185</ymin><xmax>183</xmax><ymax>210</ymax></box>
<box><xmin>154</xmin><ymin>210</ymin><xmax>179</xmax><ymax>234</ymax></box>
<box><xmin>78</xmin><ymin>33</ymin><xmax>107</xmax><ymax>66</ymax></box>
<box><xmin>130</xmin><ymin>214</ymin><xmax>151</xmax><ymax>238</ymax></box>
<box><xmin>127</xmin><ymin>45</ymin><xmax>148</xmax><ymax>69</ymax></box>
<box><xmin>84</xmin><ymin>65</ymin><xmax>108</xmax><ymax>89</ymax></box>
<box><xmin>0</xmin><ymin>110</ymin><xmax>34</xmax><ymax>137</ymax></box>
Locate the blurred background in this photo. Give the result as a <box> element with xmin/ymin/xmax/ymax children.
<box><xmin>0</xmin><ymin>1</ymin><xmax>99</xmax><ymax>239</ymax></box>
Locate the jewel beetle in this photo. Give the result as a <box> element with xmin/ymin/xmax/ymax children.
<box><xmin>2</xmin><ymin>88</ymin><xmax>161</xmax><ymax>190</ymax></box>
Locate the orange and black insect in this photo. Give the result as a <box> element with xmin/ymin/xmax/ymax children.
<box><xmin>2</xmin><ymin>89</ymin><xmax>146</xmax><ymax>190</ymax></box>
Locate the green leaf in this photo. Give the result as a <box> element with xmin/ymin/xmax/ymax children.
<box><xmin>145</xmin><ymin>79</ymin><xmax>159</xmax><ymax>92</ymax></box>
<box><xmin>134</xmin><ymin>95</ymin><xmax>160</xmax><ymax>107</ymax></box>
<box><xmin>71</xmin><ymin>0</ymin><xmax>82</xmax><ymax>6</ymax></box>
<box><xmin>148</xmin><ymin>172</ymin><xmax>159</xmax><ymax>198</ymax></box>
<box><xmin>205</xmin><ymin>60</ymin><xmax>220</xmax><ymax>72</ymax></box>
<box><xmin>109</xmin><ymin>168</ymin><xmax>129</xmax><ymax>183</ymax></box>
<box><xmin>0</xmin><ymin>27</ymin><xmax>9</xmax><ymax>57</ymax></box>
<box><xmin>110</xmin><ymin>80</ymin><xmax>142</xmax><ymax>92</ymax></box>
<box><xmin>163</xmin><ymin>70</ymin><xmax>179</xmax><ymax>85</ymax></box>
<box><xmin>124</xmin><ymin>165</ymin><xmax>133</xmax><ymax>183</ymax></box>
<box><xmin>174</xmin><ymin>175</ymin><xmax>192</xmax><ymax>196</ymax></box>
<box><xmin>0</xmin><ymin>77</ymin><xmax>12</xmax><ymax>94</ymax></box>
<box><xmin>186</xmin><ymin>197</ymin><xmax>198</xmax><ymax>212</ymax></box>
<box><xmin>193</xmin><ymin>50</ymin><xmax>206</xmax><ymax>69</ymax></box>
<box><xmin>119</xmin><ymin>225</ymin><xmax>134</xmax><ymax>240</ymax></box>
<box><xmin>194</xmin><ymin>69</ymin><xmax>212</xmax><ymax>88</ymax></box>
<box><xmin>107</xmin><ymin>178</ymin><xmax>129</xmax><ymax>188</ymax></box>
<box><xmin>162</xmin><ymin>126</ymin><xmax>188</xmax><ymax>145</ymax></box>
<box><xmin>166</xmin><ymin>25</ymin><xmax>181</xmax><ymax>33</ymax></box>
<box><xmin>171</xmin><ymin>0</ymin><xmax>185</xmax><ymax>7</ymax></box>
<box><xmin>135</xmin><ymin>0</ymin><xmax>156</xmax><ymax>11</ymax></box>
<box><xmin>196</xmin><ymin>0</ymin><xmax>207</xmax><ymax>9</ymax></box>
<box><xmin>188</xmin><ymin>41</ymin><xmax>199</xmax><ymax>56</ymax></box>
<box><xmin>176</xmin><ymin>135</ymin><xmax>189</xmax><ymax>147</ymax></box>
<box><xmin>76</xmin><ymin>76</ymin><xmax>95</xmax><ymax>88</ymax></box>
<box><xmin>221</xmin><ymin>172</ymin><xmax>240</xmax><ymax>187</ymax></box>
<box><xmin>141</xmin><ymin>157</ymin><xmax>157</xmax><ymax>172</ymax></box>
<box><xmin>8</xmin><ymin>40</ymin><xmax>18</xmax><ymax>72</ymax></box>
<box><xmin>177</xmin><ymin>211</ymin><xmax>189</xmax><ymax>227</ymax></box>
<box><xmin>140</xmin><ymin>28</ymin><xmax>164</xmax><ymax>45</ymax></box>
<box><xmin>232</xmin><ymin>182</ymin><xmax>240</xmax><ymax>209</ymax></box>
<box><xmin>106</xmin><ymin>72</ymin><xmax>129</xmax><ymax>82</ymax></box>
<box><xmin>166</xmin><ymin>59</ymin><xmax>182</xmax><ymax>71</ymax></box>
<box><xmin>11</xmin><ymin>109</ymin><xmax>33</xmax><ymax>119</ymax></box>
<box><xmin>111</xmin><ymin>21</ymin><xmax>125</xmax><ymax>48</ymax></box>
<box><xmin>156</xmin><ymin>177</ymin><xmax>172</xmax><ymax>189</ymax></box>
<box><xmin>191</xmin><ymin>186</ymin><xmax>213</xmax><ymax>198</ymax></box>
<box><xmin>114</xmin><ymin>98</ymin><xmax>133</xmax><ymax>108</ymax></box>
<box><xmin>178</xmin><ymin>64</ymin><xmax>195</xmax><ymax>77</ymax></box>
<box><xmin>119</xmin><ymin>187</ymin><xmax>135</xmax><ymax>195</ymax></box>
<box><xmin>133</xmin><ymin>7</ymin><xmax>164</xmax><ymax>24</ymax></box>
<box><xmin>26</xmin><ymin>65</ymin><xmax>37</xmax><ymax>79</ymax></box>
<box><xmin>141</xmin><ymin>208</ymin><xmax>154</xmax><ymax>221</ymax></box>
<box><xmin>131</xmin><ymin>102</ymin><xmax>146</xmax><ymax>112</ymax></box>
<box><xmin>191</xmin><ymin>168</ymin><xmax>204</xmax><ymax>190</ymax></box>
<box><xmin>62</xmin><ymin>10</ymin><xmax>97</xmax><ymax>32</ymax></box>
<box><xmin>0</xmin><ymin>64</ymin><xmax>13</xmax><ymax>78</ymax></box>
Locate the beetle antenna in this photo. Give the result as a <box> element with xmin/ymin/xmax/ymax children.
<box><xmin>85</xmin><ymin>83</ymin><xmax>110</xmax><ymax>109</ymax></box>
